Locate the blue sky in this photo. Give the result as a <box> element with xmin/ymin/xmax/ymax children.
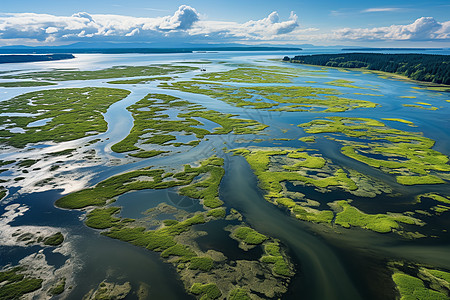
<box><xmin>1</xmin><ymin>0</ymin><xmax>449</xmax><ymax>47</ymax></box>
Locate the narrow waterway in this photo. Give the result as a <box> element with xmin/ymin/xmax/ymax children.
<box><xmin>221</xmin><ymin>155</ymin><xmax>363</xmax><ymax>300</ymax></box>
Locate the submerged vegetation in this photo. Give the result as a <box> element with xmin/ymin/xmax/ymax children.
<box><xmin>0</xmin><ymin>87</ymin><xmax>130</xmax><ymax>148</ymax></box>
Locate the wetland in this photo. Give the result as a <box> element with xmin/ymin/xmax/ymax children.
<box><xmin>0</xmin><ymin>51</ymin><xmax>449</xmax><ymax>300</ymax></box>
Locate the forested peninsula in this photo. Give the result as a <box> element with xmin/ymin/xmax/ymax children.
<box><xmin>0</xmin><ymin>54</ymin><xmax>75</xmax><ymax>64</ymax></box>
<box><xmin>285</xmin><ymin>53</ymin><xmax>450</xmax><ymax>85</ymax></box>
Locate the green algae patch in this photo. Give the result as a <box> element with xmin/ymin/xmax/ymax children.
<box><xmin>261</xmin><ymin>241</ymin><xmax>294</xmax><ymax>277</ymax></box>
<box><xmin>229</xmin><ymin>288</ymin><xmax>251</xmax><ymax>300</ymax></box>
<box><xmin>0</xmin><ymin>267</ymin><xmax>43</xmax><ymax>299</ymax></box>
<box><xmin>417</xmin><ymin>193</ymin><xmax>450</xmax><ymax>205</ymax></box>
<box><xmin>402</xmin><ymin>104</ymin><xmax>439</xmax><ymax>110</ymax></box>
<box><xmin>188</xmin><ymin>257</ymin><xmax>214</xmax><ymax>271</ymax></box>
<box><xmin>396</xmin><ymin>175</ymin><xmax>445</xmax><ymax>185</ymax></box>
<box><xmin>2</xmin><ymin>64</ymin><xmax>196</xmax><ymax>81</ymax></box>
<box><xmin>233</xmin><ymin>148</ymin><xmax>358</xmax><ymax>200</ymax></box>
<box><xmin>0</xmin><ymin>81</ymin><xmax>57</xmax><ymax>87</ymax></box>
<box><xmin>399</xmin><ymin>95</ymin><xmax>417</xmax><ymax>99</ymax></box>
<box><xmin>110</xmin><ymin>93</ymin><xmax>267</xmax><ymax>157</ymax></box>
<box><xmin>325</xmin><ymin>79</ymin><xmax>367</xmax><ymax>89</ymax></box>
<box><xmin>300</xmin><ymin>117</ymin><xmax>450</xmax><ymax>184</ymax></box>
<box><xmin>392</xmin><ymin>272</ymin><xmax>448</xmax><ymax>300</ymax></box>
<box><xmin>160</xmin><ymin>80</ymin><xmax>378</xmax><ymax>113</ymax></box>
<box><xmin>381</xmin><ymin>118</ymin><xmax>416</xmax><ymax>127</ymax></box>
<box><xmin>299</xmin><ymin>136</ymin><xmax>316</xmax><ymax>143</ymax></box>
<box><xmin>232</xmin><ymin>226</ymin><xmax>268</xmax><ymax>245</ymax></box>
<box><xmin>332</xmin><ymin>200</ymin><xmax>421</xmax><ymax>233</ymax></box>
<box><xmin>190</xmin><ymin>283</ymin><xmax>221</xmax><ymax>299</ymax></box>
<box><xmin>107</xmin><ymin>76</ymin><xmax>174</xmax><ymax>84</ymax></box>
<box><xmin>206</xmin><ymin>208</ymin><xmax>226</xmax><ymax>218</ymax></box>
<box><xmin>85</xmin><ymin>207</ymin><xmax>124</xmax><ymax>229</ymax></box>
<box><xmin>194</xmin><ymin>66</ymin><xmax>320</xmax><ymax>83</ymax></box>
<box><xmin>43</xmin><ymin>232</ymin><xmax>64</xmax><ymax>246</ymax></box>
<box><xmin>0</xmin><ymin>87</ymin><xmax>130</xmax><ymax>148</ymax></box>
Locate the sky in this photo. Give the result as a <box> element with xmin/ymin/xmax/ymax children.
<box><xmin>0</xmin><ymin>0</ymin><xmax>449</xmax><ymax>47</ymax></box>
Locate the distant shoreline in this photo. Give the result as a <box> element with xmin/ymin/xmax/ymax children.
<box><xmin>0</xmin><ymin>54</ymin><xmax>75</xmax><ymax>64</ymax></box>
<box><xmin>0</xmin><ymin>46</ymin><xmax>302</xmax><ymax>55</ymax></box>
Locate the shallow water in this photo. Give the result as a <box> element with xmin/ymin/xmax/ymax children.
<box><xmin>0</xmin><ymin>50</ymin><xmax>449</xmax><ymax>299</ymax></box>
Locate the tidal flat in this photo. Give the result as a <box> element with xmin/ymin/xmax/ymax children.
<box><xmin>0</xmin><ymin>52</ymin><xmax>449</xmax><ymax>300</ymax></box>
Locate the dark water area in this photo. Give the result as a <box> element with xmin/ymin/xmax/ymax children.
<box><xmin>194</xmin><ymin>219</ymin><xmax>264</xmax><ymax>261</ymax></box>
<box><xmin>0</xmin><ymin>245</ymin><xmax>42</xmax><ymax>266</ymax></box>
<box><xmin>115</xmin><ymin>188</ymin><xmax>204</xmax><ymax>219</ymax></box>
<box><xmin>8</xmin><ymin>190</ymin><xmax>82</xmax><ymax>228</ymax></box>
<box><xmin>43</xmin><ymin>247</ymin><xmax>68</xmax><ymax>269</ymax></box>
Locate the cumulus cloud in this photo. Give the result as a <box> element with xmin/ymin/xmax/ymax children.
<box><xmin>0</xmin><ymin>7</ymin><xmax>300</xmax><ymax>44</ymax></box>
<box><xmin>189</xmin><ymin>11</ymin><xmax>299</xmax><ymax>41</ymax></box>
<box><xmin>0</xmin><ymin>5</ymin><xmax>200</xmax><ymax>43</ymax></box>
<box><xmin>333</xmin><ymin>17</ymin><xmax>450</xmax><ymax>41</ymax></box>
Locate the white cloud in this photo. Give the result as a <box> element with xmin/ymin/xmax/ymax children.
<box><xmin>0</xmin><ymin>7</ymin><xmax>301</xmax><ymax>44</ymax></box>
<box><xmin>188</xmin><ymin>11</ymin><xmax>299</xmax><ymax>41</ymax></box>
<box><xmin>333</xmin><ymin>17</ymin><xmax>450</xmax><ymax>41</ymax></box>
<box><xmin>0</xmin><ymin>6</ymin><xmax>200</xmax><ymax>43</ymax></box>
<box><xmin>362</xmin><ymin>8</ymin><xmax>400</xmax><ymax>13</ymax></box>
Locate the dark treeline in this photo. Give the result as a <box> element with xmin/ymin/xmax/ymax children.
<box><xmin>287</xmin><ymin>53</ymin><xmax>450</xmax><ymax>85</ymax></box>
<box><xmin>0</xmin><ymin>54</ymin><xmax>75</xmax><ymax>64</ymax></box>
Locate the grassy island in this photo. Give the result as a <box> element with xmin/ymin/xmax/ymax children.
<box><xmin>300</xmin><ymin>117</ymin><xmax>450</xmax><ymax>185</ymax></box>
<box><xmin>0</xmin><ymin>87</ymin><xmax>130</xmax><ymax>148</ymax></box>
<box><xmin>110</xmin><ymin>93</ymin><xmax>268</xmax><ymax>157</ymax></box>
<box><xmin>160</xmin><ymin>80</ymin><xmax>377</xmax><ymax>112</ymax></box>
<box><xmin>233</xmin><ymin>147</ymin><xmax>422</xmax><ymax>233</ymax></box>
<box><xmin>54</xmin><ymin>156</ymin><xmax>294</xmax><ymax>299</ymax></box>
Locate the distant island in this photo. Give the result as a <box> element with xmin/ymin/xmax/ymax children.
<box><xmin>284</xmin><ymin>53</ymin><xmax>450</xmax><ymax>85</ymax></box>
<box><xmin>0</xmin><ymin>54</ymin><xmax>75</xmax><ymax>64</ymax></box>
<box><xmin>342</xmin><ymin>48</ymin><xmax>444</xmax><ymax>51</ymax></box>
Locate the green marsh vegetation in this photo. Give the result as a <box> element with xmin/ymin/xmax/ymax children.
<box><xmin>300</xmin><ymin>117</ymin><xmax>450</xmax><ymax>185</ymax></box>
<box><xmin>0</xmin><ymin>87</ymin><xmax>130</xmax><ymax>148</ymax></box>
<box><xmin>402</xmin><ymin>103</ymin><xmax>439</xmax><ymax>110</ymax></box>
<box><xmin>390</xmin><ymin>262</ymin><xmax>450</xmax><ymax>300</ymax></box>
<box><xmin>43</xmin><ymin>232</ymin><xmax>64</xmax><ymax>246</ymax></box>
<box><xmin>232</xmin><ymin>226</ymin><xmax>268</xmax><ymax>245</ymax></box>
<box><xmin>107</xmin><ymin>76</ymin><xmax>174</xmax><ymax>84</ymax></box>
<box><xmin>0</xmin><ymin>267</ymin><xmax>43</xmax><ymax>299</ymax></box>
<box><xmin>194</xmin><ymin>65</ymin><xmax>323</xmax><ymax>83</ymax></box>
<box><xmin>0</xmin><ymin>81</ymin><xmax>57</xmax><ymax>87</ymax></box>
<box><xmin>1</xmin><ymin>64</ymin><xmax>197</xmax><ymax>81</ymax></box>
<box><xmin>232</xmin><ymin>148</ymin><xmax>422</xmax><ymax>233</ymax></box>
<box><xmin>55</xmin><ymin>156</ymin><xmax>294</xmax><ymax>298</ymax></box>
<box><xmin>110</xmin><ymin>93</ymin><xmax>268</xmax><ymax>157</ymax></box>
<box><xmin>160</xmin><ymin>80</ymin><xmax>378</xmax><ymax>112</ymax></box>
<box><xmin>324</xmin><ymin>79</ymin><xmax>368</xmax><ymax>89</ymax></box>
<box><xmin>261</xmin><ymin>241</ymin><xmax>294</xmax><ymax>277</ymax></box>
